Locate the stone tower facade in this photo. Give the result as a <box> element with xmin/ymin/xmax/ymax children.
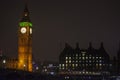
<box><xmin>18</xmin><ymin>4</ymin><xmax>32</xmax><ymax>72</ymax></box>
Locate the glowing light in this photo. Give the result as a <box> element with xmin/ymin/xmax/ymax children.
<box><xmin>82</xmin><ymin>53</ymin><xmax>85</xmax><ymax>56</ymax></box>
<box><xmin>76</xmin><ymin>64</ymin><xmax>78</xmax><ymax>67</ymax></box>
<box><xmin>69</xmin><ymin>60</ymin><xmax>71</xmax><ymax>63</ymax></box>
<box><xmin>72</xmin><ymin>64</ymin><xmax>74</xmax><ymax>67</ymax></box>
<box><xmin>19</xmin><ymin>22</ymin><xmax>32</xmax><ymax>27</ymax></box>
<box><xmin>69</xmin><ymin>57</ymin><xmax>71</xmax><ymax>59</ymax></box>
<box><xmin>82</xmin><ymin>57</ymin><xmax>85</xmax><ymax>60</ymax></box>
<box><xmin>66</xmin><ymin>64</ymin><xmax>68</xmax><ymax>67</ymax></box>
<box><xmin>66</xmin><ymin>57</ymin><xmax>68</xmax><ymax>59</ymax></box>
<box><xmin>3</xmin><ymin>60</ymin><xmax>6</xmax><ymax>63</ymax></box>
<box><xmin>99</xmin><ymin>64</ymin><xmax>102</xmax><ymax>66</ymax></box>
<box><xmin>20</xmin><ymin>60</ymin><xmax>23</xmax><ymax>63</ymax></box>
<box><xmin>76</xmin><ymin>54</ymin><xmax>78</xmax><ymax>56</ymax></box>
<box><xmin>66</xmin><ymin>60</ymin><xmax>68</xmax><ymax>63</ymax></box>
<box><xmin>36</xmin><ymin>66</ymin><xmax>39</xmax><ymax>70</ymax></box>
<box><xmin>45</xmin><ymin>69</ymin><xmax>47</xmax><ymax>72</ymax></box>
<box><xmin>23</xmin><ymin>64</ymin><xmax>26</xmax><ymax>68</ymax></box>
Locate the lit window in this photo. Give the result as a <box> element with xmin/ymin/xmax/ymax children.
<box><xmin>96</xmin><ymin>57</ymin><xmax>98</xmax><ymax>59</ymax></box>
<box><xmin>72</xmin><ymin>64</ymin><xmax>74</xmax><ymax>67</ymax></box>
<box><xmin>76</xmin><ymin>60</ymin><xmax>78</xmax><ymax>62</ymax></box>
<box><xmin>69</xmin><ymin>57</ymin><xmax>71</xmax><ymax>59</ymax></box>
<box><xmin>59</xmin><ymin>64</ymin><xmax>61</xmax><ymax>67</ymax></box>
<box><xmin>86</xmin><ymin>57</ymin><xmax>88</xmax><ymax>59</ymax></box>
<box><xmin>76</xmin><ymin>54</ymin><xmax>78</xmax><ymax>56</ymax></box>
<box><xmin>93</xmin><ymin>57</ymin><xmax>95</xmax><ymax>59</ymax></box>
<box><xmin>99</xmin><ymin>64</ymin><xmax>102</xmax><ymax>66</ymax></box>
<box><xmin>89</xmin><ymin>57</ymin><xmax>91</xmax><ymax>59</ymax></box>
<box><xmin>99</xmin><ymin>60</ymin><xmax>102</xmax><ymax>62</ymax></box>
<box><xmin>69</xmin><ymin>60</ymin><xmax>71</xmax><ymax>63</ymax></box>
<box><xmin>76</xmin><ymin>64</ymin><xmax>78</xmax><ymax>67</ymax></box>
<box><xmin>66</xmin><ymin>60</ymin><xmax>68</xmax><ymax>63</ymax></box>
<box><xmin>82</xmin><ymin>53</ymin><xmax>85</xmax><ymax>56</ymax></box>
<box><xmin>82</xmin><ymin>57</ymin><xmax>85</xmax><ymax>60</ymax></box>
<box><xmin>59</xmin><ymin>64</ymin><xmax>61</xmax><ymax>69</ymax></box>
<box><xmin>66</xmin><ymin>64</ymin><xmax>68</xmax><ymax>67</ymax></box>
<box><xmin>66</xmin><ymin>57</ymin><xmax>68</xmax><ymax>59</ymax></box>
<box><xmin>89</xmin><ymin>60</ymin><xmax>91</xmax><ymax>63</ymax></box>
<box><xmin>86</xmin><ymin>71</ymin><xmax>88</xmax><ymax>74</ymax></box>
<box><xmin>79</xmin><ymin>57</ymin><xmax>81</xmax><ymax>59</ymax></box>
<box><xmin>62</xmin><ymin>64</ymin><xmax>64</xmax><ymax>67</ymax></box>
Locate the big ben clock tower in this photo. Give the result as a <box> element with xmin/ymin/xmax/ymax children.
<box><xmin>18</xmin><ymin>4</ymin><xmax>32</xmax><ymax>72</ymax></box>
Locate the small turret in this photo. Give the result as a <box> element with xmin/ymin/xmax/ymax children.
<box><xmin>88</xmin><ymin>42</ymin><xmax>93</xmax><ymax>50</ymax></box>
<box><xmin>99</xmin><ymin>42</ymin><xmax>109</xmax><ymax>58</ymax></box>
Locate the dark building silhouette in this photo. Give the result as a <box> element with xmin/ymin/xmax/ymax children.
<box><xmin>110</xmin><ymin>56</ymin><xmax>118</xmax><ymax>75</ymax></box>
<box><xmin>117</xmin><ymin>43</ymin><xmax>120</xmax><ymax>74</ymax></box>
<box><xmin>59</xmin><ymin>42</ymin><xmax>110</xmax><ymax>75</ymax></box>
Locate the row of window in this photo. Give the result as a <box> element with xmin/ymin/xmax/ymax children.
<box><xmin>65</xmin><ymin>60</ymin><xmax>103</xmax><ymax>63</ymax></box>
<box><xmin>59</xmin><ymin>65</ymin><xmax>103</xmax><ymax>70</ymax></box>
<box><xmin>59</xmin><ymin>63</ymin><xmax>104</xmax><ymax>69</ymax></box>
<box><xmin>66</xmin><ymin>56</ymin><xmax>102</xmax><ymax>60</ymax></box>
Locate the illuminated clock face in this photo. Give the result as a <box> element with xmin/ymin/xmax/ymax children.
<box><xmin>30</xmin><ymin>28</ymin><xmax>32</xmax><ymax>34</ymax></box>
<box><xmin>21</xmin><ymin>27</ymin><xmax>26</xmax><ymax>34</ymax></box>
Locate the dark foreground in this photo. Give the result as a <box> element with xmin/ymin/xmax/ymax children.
<box><xmin>0</xmin><ymin>69</ymin><xmax>119</xmax><ymax>80</ymax></box>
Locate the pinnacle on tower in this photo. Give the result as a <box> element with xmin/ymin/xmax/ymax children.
<box><xmin>88</xmin><ymin>42</ymin><xmax>93</xmax><ymax>50</ymax></box>
<box><xmin>20</xmin><ymin>2</ymin><xmax>31</xmax><ymax>22</ymax></box>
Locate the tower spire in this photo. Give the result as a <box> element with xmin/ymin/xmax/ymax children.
<box><xmin>24</xmin><ymin>0</ymin><xmax>29</xmax><ymax>12</ymax></box>
<box><xmin>20</xmin><ymin>0</ymin><xmax>30</xmax><ymax>22</ymax></box>
<box><xmin>88</xmin><ymin>42</ymin><xmax>93</xmax><ymax>50</ymax></box>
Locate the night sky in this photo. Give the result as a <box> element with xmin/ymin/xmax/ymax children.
<box><xmin>0</xmin><ymin>0</ymin><xmax>120</xmax><ymax>62</ymax></box>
